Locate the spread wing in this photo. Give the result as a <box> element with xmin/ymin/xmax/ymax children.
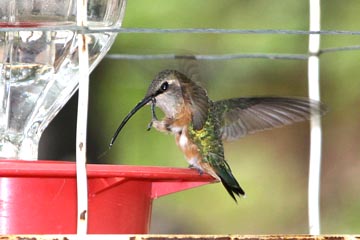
<box><xmin>215</xmin><ymin>97</ymin><xmax>327</xmax><ymax>141</ymax></box>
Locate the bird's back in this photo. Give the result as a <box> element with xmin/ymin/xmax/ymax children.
<box><xmin>188</xmin><ymin>102</ymin><xmax>245</xmax><ymax>201</ymax></box>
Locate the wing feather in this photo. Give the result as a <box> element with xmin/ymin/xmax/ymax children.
<box><xmin>216</xmin><ymin>97</ymin><xmax>327</xmax><ymax>141</ymax></box>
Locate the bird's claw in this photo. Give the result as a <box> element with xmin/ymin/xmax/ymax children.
<box><xmin>147</xmin><ymin>98</ymin><xmax>158</xmax><ymax>131</ymax></box>
<box><xmin>147</xmin><ymin>121</ymin><xmax>153</xmax><ymax>131</ymax></box>
<box><xmin>188</xmin><ymin>164</ymin><xmax>204</xmax><ymax>175</ymax></box>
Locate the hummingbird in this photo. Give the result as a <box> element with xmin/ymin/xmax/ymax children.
<box><xmin>110</xmin><ymin>69</ymin><xmax>326</xmax><ymax>202</ymax></box>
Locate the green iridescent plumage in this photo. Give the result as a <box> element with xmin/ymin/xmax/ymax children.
<box><xmin>188</xmin><ymin>101</ymin><xmax>245</xmax><ymax>201</ymax></box>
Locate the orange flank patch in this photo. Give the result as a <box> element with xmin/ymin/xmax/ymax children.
<box><xmin>175</xmin><ymin>130</ymin><xmax>201</xmax><ymax>162</ymax></box>
<box><xmin>169</xmin><ymin>105</ymin><xmax>202</xmax><ymax>166</ymax></box>
<box><xmin>171</xmin><ymin>105</ymin><xmax>192</xmax><ymax>128</ymax></box>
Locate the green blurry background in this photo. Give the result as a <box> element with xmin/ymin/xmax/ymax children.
<box><xmin>40</xmin><ymin>0</ymin><xmax>360</xmax><ymax>234</ymax></box>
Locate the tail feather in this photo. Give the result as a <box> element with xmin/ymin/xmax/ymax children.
<box><xmin>219</xmin><ymin>174</ymin><xmax>245</xmax><ymax>203</ymax></box>
<box><xmin>211</xmin><ymin>156</ymin><xmax>245</xmax><ymax>202</ymax></box>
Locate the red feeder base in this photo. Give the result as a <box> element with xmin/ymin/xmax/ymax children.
<box><xmin>0</xmin><ymin>160</ymin><xmax>214</xmax><ymax>234</ymax></box>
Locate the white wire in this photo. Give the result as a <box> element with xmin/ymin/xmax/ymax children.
<box><xmin>76</xmin><ymin>0</ymin><xmax>89</xmax><ymax>235</ymax></box>
<box><xmin>308</xmin><ymin>0</ymin><xmax>322</xmax><ymax>235</ymax></box>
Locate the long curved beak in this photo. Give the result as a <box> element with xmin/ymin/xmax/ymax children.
<box><xmin>109</xmin><ymin>95</ymin><xmax>153</xmax><ymax>148</ymax></box>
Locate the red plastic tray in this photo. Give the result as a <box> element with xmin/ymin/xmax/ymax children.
<box><xmin>0</xmin><ymin>160</ymin><xmax>214</xmax><ymax>234</ymax></box>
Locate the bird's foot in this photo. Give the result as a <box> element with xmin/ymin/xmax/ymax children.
<box><xmin>188</xmin><ymin>164</ymin><xmax>204</xmax><ymax>175</ymax></box>
<box><xmin>147</xmin><ymin>121</ymin><xmax>153</xmax><ymax>131</ymax></box>
<box><xmin>147</xmin><ymin>99</ymin><xmax>158</xmax><ymax>131</ymax></box>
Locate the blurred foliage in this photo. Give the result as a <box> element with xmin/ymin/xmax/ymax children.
<box><xmin>40</xmin><ymin>0</ymin><xmax>360</xmax><ymax>235</ymax></box>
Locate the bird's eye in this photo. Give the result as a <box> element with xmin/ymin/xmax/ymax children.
<box><xmin>160</xmin><ymin>81</ymin><xmax>169</xmax><ymax>91</ymax></box>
